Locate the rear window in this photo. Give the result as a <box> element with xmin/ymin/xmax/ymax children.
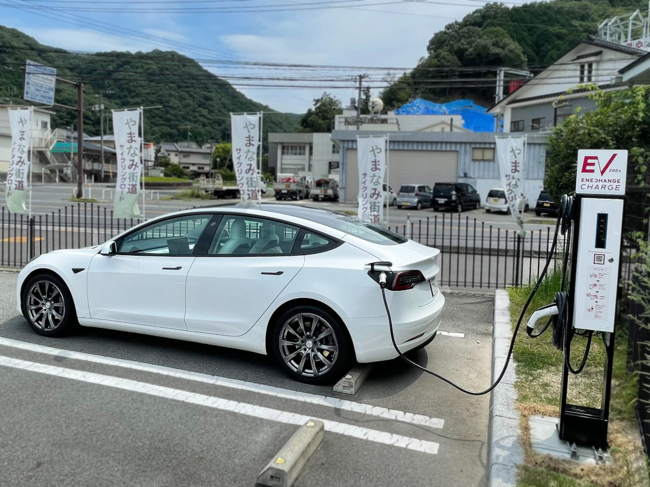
<box><xmin>488</xmin><ymin>190</ymin><xmax>505</xmax><ymax>198</ymax></box>
<box><xmin>538</xmin><ymin>191</ymin><xmax>552</xmax><ymax>202</ymax></box>
<box><xmin>399</xmin><ymin>185</ymin><xmax>415</xmax><ymax>194</ymax></box>
<box><xmin>433</xmin><ymin>184</ymin><xmax>455</xmax><ymax>196</ymax></box>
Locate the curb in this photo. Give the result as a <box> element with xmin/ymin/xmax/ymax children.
<box><xmin>488</xmin><ymin>289</ymin><xmax>524</xmax><ymax>487</ymax></box>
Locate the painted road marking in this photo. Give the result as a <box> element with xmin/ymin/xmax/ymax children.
<box><xmin>2</xmin><ymin>237</ymin><xmax>44</xmax><ymax>243</ymax></box>
<box><xmin>438</xmin><ymin>331</ymin><xmax>465</xmax><ymax>338</ymax></box>
<box><xmin>0</xmin><ymin>355</ymin><xmax>439</xmax><ymax>455</ymax></box>
<box><xmin>0</xmin><ymin>337</ymin><xmax>444</xmax><ymax>429</ymax></box>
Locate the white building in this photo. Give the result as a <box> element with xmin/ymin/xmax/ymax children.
<box><xmin>159</xmin><ymin>141</ymin><xmax>212</xmax><ymax>175</ymax></box>
<box><xmin>334</xmin><ymin>108</ymin><xmax>469</xmax><ymax>133</ymax></box>
<box><xmin>268</xmin><ymin>133</ymin><xmax>340</xmax><ymax>180</ymax></box>
<box><xmin>489</xmin><ymin>36</ymin><xmax>645</xmax><ymax>132</ymax></box>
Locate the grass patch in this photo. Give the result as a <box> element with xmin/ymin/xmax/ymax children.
<box><xmin>518</xmin><ymin>466</ymin><xmax>597</xmax><ymax>487</ymax></box>
<box><xmin>170</xmin><ymin>188</ymin><xmax>211</xmax><ymax>200</ymax></box>
<box><xmin>509</xmin><ymin>271</ymin><xmax>646</xmax><ymax>486</ymax></box>
<box><xmin>143</xmin><ymin>176</ymin><xmax>190</xmax><ymax>183</ymax></box>
<box><xmin>70</xmin><ymin>197</ymin><xmax>99</xmax><ymax>203</ymax></box>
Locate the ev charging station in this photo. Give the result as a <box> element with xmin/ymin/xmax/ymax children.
<box><xmin>527</xmin><ymin>149</ymin><xmax>627</xmax><ymax>451</ymax></box>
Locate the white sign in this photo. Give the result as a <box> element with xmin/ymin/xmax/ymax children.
<box><xmin>24</xmin><ymin>60</ymin><xmax>56</xmax><ymax>106</ymax></box>
<box><xmin>357</xmin><ymin>135</ymin><xmax>387</xmax><ymax>224</ymax></box>
<box><xmin>113</xmin><ymin>109</ymin><xmax>142</xmax><ymax>218</ymax></box>
<box><xmin>231</xmin><ymin>113</ymin><xmax>261</xmax><ymax>201</ymax></box>
<box><xmin>575</xmin><ymin>149</ymin><xmax>627</xmax><ymax>196</ymax></box>
<box><xmin>495</xmin><ymin>136</ymin><xmax>526</xmax><ymax>226</ymax></box>
<box><xmin>6</xmin><ymin>107</ymin><xmax>33</xmax><ymax>214</ymax></box>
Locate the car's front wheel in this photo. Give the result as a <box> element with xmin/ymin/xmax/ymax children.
<box><xmin>22</xmin><ymin>273</ymin><xmax>77</xmax><ymax>336</ymax></box>
<box><xmin>272</xmin><ymin>305</ymin><xmax>351</xmax><ymax>384</ymax></box>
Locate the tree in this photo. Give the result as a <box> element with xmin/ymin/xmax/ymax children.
<box><xmin>545</xmin><ymin>85</ymin><xmax>650</xmax><ymax>235</ymax></box>
<box><xmin>299</xmin><ymin>93</ymin><xmax>342</xmax><ymax>132</ymax></box>
<box><xmin>211</xmin><ymin>142</ymin><xmax>232</xmax><ymax>169</ymax></box>
<box><xmin>361</xmin><ymin>86</ymin><xmax>372</xmax><ymax>114</ymax></box>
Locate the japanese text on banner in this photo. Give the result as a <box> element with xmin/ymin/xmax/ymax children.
<box><xmin>6</xmin><ymin>107</ymin><xmax>33</xmax><ymax>214</ymax></box>
<box><xmin>113</xmin><ymin>109</ymin><xmax>142</xmax><ymax>218</ymax></box>
<box><xmin>357</xmin><ymin>136</ymin><xmax>387</xmax><ymax>224</ymax></box>
<box><xmin>231</xmin><ymin>114</ymin><xmax>261</xmax><ymax>202</ymax></box>
<box><xmin>495</xmin><ymin>136</ymin><xmax>526</xmax><ymax>227</ymax></box>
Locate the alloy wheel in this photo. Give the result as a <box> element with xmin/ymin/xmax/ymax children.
<box><xmin>279</xmin><ymin>313</ymin><xmax>339</xmax><ymax>378</ymax></box>
<box><xmin>27</xmin><ymin>280</ymin><xmax>65</xmax><ymax>331</ymax></box>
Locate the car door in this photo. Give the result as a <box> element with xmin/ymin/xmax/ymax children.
<box><xmin>467</xmin><ymin>184</ymin><xmax>480</xmax><ymax>206</ymax></box>
<box><xmin>87</xmin><ymin>213</ymin><xmax>214</xmax><ymax>329</ymax></box>
<box><xmin>185</xmin><ymin>215</ymin><xmax>305</xmax><ymax>336</ymax></box>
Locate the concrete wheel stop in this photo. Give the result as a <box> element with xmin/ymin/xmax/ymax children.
<box><xmin>256</xmin><ymin>419</ymin><xmax>324</xmax><ymax>487</ymax></box>
<box><xmin>333</xmin><ymin>364</ymin><xmax>373</xmax><ymax>395</ymax></box>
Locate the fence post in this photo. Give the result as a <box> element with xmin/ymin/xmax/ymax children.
<box><xmin>28</xmin><ymin>216</ymin><xmax>35</xmax><ymax>261</ymax></box>
<box><xmin>515</xmin><ymin>234</ymin><xmax>522</xmax><ymax>287</ymax></box>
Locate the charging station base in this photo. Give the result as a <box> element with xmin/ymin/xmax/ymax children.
<box><xmin>529</xmin><ymin>416</ymin><xmax>613</xmax><ymax>466</ymax></box>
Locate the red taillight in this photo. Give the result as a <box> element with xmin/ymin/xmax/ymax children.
<box><xmin>414</xmin><ymin>191</ymin><xmax>419</xmax><ymax>196</ymax></box>
<box><xmin>391</xmin><ymin>271</ymin><xmax>426</xmax><ymax>291</ymax></box>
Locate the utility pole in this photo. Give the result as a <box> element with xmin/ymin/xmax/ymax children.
<box><xmin>94</xmin><ymin>90</ymin><xmax>114</xmax><ymax>183</ymax></box>
<box><xmin>356</xmin><ymin>75</ymin><xmax>363</xmax><ymax>131</ymax></box>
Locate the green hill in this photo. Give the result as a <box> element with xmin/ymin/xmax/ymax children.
<box><xmin>0</xmin><ymin>25</ymin><xmax>300</xmax><ymax>144</ymax></box>
<box><xmin>381</xmin><ymin>0</ymin><xmax>649</xmax><ymax>109</ymax></box>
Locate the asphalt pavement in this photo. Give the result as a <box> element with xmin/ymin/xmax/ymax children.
<box><xmin>0</xmin><ymin>272</ymin><xmax>494</xmax><ymax>486</ymax></box>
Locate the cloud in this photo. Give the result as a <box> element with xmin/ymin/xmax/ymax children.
<box><xmin>217</xmin><ymin>3</ymin><xmax>470</xmax><ymax>113</ymax></box>
<box><xmin>142</xmin><ymin>28</ymin><xmax>188</xmax><ymax>43</ymax></box>
<box><xmin>20</xmin><ymin>27</ymin><xmax>155</xmax><ymax>53</ymax></box>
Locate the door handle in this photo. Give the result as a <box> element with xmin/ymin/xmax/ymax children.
<box><xmin>162</xmin><ymin>266</ymin><xmax>183</xmax><ymax>271</ymax></box>
<box><xmin>261</xmin><ymin>271</ymin><xmax>284</xmax><ymax>276</ymax></box>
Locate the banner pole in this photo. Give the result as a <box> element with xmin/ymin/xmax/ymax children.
<box><xmin>385</xmin><ymin>134</ymin><xmax>390</xmax><ymax>228</ymax></box>
<box><xmin>259</xmin><ymin>111</ymin><xmax>264</xmax><ymax>202</ymax></box>
<box><xmin>141</xmin><ymin>107</ymin><xmax>146</xmax><ymax>221</ymax></box>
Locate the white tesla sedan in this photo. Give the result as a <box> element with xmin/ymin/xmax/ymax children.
<box><xmin>16</xmin><ymin>205</ymin><xmax>444</xmax><ymax>383</ymax></box>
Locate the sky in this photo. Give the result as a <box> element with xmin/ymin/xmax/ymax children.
<box><xmin>0</xmin><ymin>0</ymin><xmax>535</xmax><ymax>114</ymax></box>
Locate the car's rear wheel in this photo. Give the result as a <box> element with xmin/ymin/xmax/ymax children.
<box><xmin>485</xmin><ymin>209</ymin><xmax>491</xmax><ymax>213</ymax></box>
<box><xmin>455</xmin><ymin>202</ymin><xmax>463</xmax><ymax>213</ymax></box>
<box><xmin>416</xmin><ymin>201</ymin><xmax>422</xmax><ymax>210</ymax></box>
<box><xmin>524</xmin><ymin>204</ymin><xmax>530</xmax><ymax>213</ymax></box>
<box><xmin>272</xmin><ymin>305</ymin><xmax>351</xmax><ymax>384</ymax></box>
<box><xmin>22</xmin><ymin>273</ymin><xmax>77</xmax><ymax>337</ymax></box>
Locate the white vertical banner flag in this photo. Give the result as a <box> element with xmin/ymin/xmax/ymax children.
<box><xmin>495</xmin><ymin>135</ymin><xmax>526</xmax><ymax>227</ymax></box>
<box><xmin>113</xmin><ymin>109</ymin><xmax>142</xmax><ymax>218</ymax></box>
<box><xmin>231</xmin><ymin>113</ymin><xmax>262</xmax><ymax>201</ymax></box>
<box><xmin>6</xmin><ymin>107</ymin><xmax>33</xmax><ymax>214</ymax></box>
<box><xmin>357</xmin><ymin>135</ymin><xmax>387</xmax><ymax>224</ymax></box>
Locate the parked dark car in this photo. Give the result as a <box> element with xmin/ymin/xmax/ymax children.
<box><xmin>534</xmin><ymin>190</ymin><xmax>559</xmax><ymax>216</ymax></box>
<box><xmin>431</xmin><ymin>183</ymin><xmax>481</xmax><ymax>212</ymax></box>
<box><xmin>396</xmin><ymin>184</ymin><xmax>432</xmax><ymax>210</ymax></box>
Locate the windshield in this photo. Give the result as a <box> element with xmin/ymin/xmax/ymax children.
<box><xmin>265</xmin><ymin>205</ymin><xmax>407</xmax><ymax>245</ymax></box>
<box><xmin>433</xmin><ymin>184</ymin><xmax>455</xmax><ymax>196</ymax></box>
<box><xmin>488</xmin><ymin>190</ymin><xmax>505</xmax><ymax>198</ymax></box>
<box><xmin>399</xmin><ymin>185</ymin><xmax>415</xmax><ymax>194</ymax></box>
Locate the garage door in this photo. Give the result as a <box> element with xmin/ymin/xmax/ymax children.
<box><xmin>344</xmin><ymin>149</ymin><xmax>458</xmax><ymax>203</ymax></box>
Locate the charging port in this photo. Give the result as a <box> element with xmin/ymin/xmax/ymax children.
<box><xmin>595</xmin><ymin>213</ymin><xmax>608</xmax><ymax>249</ymax></box>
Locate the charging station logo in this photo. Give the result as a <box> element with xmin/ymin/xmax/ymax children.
<box><xmin>576</xmin><ymin>149</ymin><xmax>627</xmax><ymax>196</ymax></box>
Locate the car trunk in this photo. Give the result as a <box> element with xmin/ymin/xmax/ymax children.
<box><xmin>487</xmin><ymin>190</ymin><xmax>506</xmax><ymax>205</ymax></box>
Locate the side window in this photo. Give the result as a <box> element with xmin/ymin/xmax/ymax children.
<box><xmin>119</xmin><ymin>215</ymin><xmax>211</xmax><ymax>255</ymax></box>
<box><xmin>295</xmin><ymin>230</ymin><xmax>338</xmax><ymax>255</ymax></box>
<box><xmin>418</xmin><ymin>186</ymin><xmax>427</xmax><ymax>193</ymax></box>
<box><xmin>424</xmin><ymin>186</ymin><xmax>432</xmax><ymax>193</ymax></box>
<box><xmin>208</xmin><ymin>216</ymin><xmax>299</xmax><ymax>255</ymax></box>
<box><xmin>468</xmin><ymin>185</ymin><xmax>476</xmax><ymax>193</ymax></box>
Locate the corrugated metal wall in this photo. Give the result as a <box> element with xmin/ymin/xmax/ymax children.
<box><xmin>338</xmin><ymin>139</ymin><xmax>546</xmax><ymax>199</ymax></box>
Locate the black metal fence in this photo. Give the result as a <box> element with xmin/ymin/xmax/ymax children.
<box><xmin>0</xmin><ymin>203</ymin><xmax>567</xmax><ymax>289</ymax></box>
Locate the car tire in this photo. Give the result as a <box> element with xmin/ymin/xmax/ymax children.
<box><xmin>272</xmin><ymin>305</ymin><xmax>352</xmax><ymax>384</ymax></box>
<box><xmin>485</xmin><ymin>209</ymin><xmax>491</xmax><ymax>213</ymax></box>
<box><xmin>397</xmin><ymin>205</ymin><xmax>402</xmax><ymax>209</ymax></box>
<box><xmin>456</xmin><ymin>202</ymin><xmax>463</xmax><ymax>213</ymax></box>
<box><xmin>474</xmin><ymin>202</ymin><xmax>480</xmax><ymax>210</ymax></box>
<box><xmin>416</xmin><ymin>201</ymin><xmax>422</xmax><ymax>210</ymax></box>
<box><xmin>22</xmin><ymin>273</ymin><xmax>77</xmax><ymax>337</ymax></box>
<box><xmin>391</xmin><ymin>198</ymin><xmax>396</xmax><ymax>207</ymax></box>
<box><xmin>524</xmin><ymin>204</ymin><xmax>530</xmax><ymax>213</ymax></box>
<box><xmin>535</xmin><ymin>211</ymin><xmax>541</xmax><ymax>217</ymax></box>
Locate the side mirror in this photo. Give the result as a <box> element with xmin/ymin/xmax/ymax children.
<box><xmin>100</xmin><ymin>241</ymin><xmax>117</xmax><ymax>256</ymax></box>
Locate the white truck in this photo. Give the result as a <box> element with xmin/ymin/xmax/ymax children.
<box><xmin>199</xmin><ymin>172</ymin><xmax>267</xmax><ymax>199</ymax></box>
<box><xmin>274</xmin><ymin>173</ymin><xmax>308</xmax><ymax>200</ymax></box>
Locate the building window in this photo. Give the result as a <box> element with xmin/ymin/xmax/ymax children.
<box><xmin>182</xmin><ymin>154</ymin><xmax>191</xmax><ymax>158</ymax></box>
<box><xmin>198</xmin><ymin>166</ymin><xmax>204</xmax><ymax>170</ymax></box>
<box><xmin>41</xmin><ymin>121</ymin><xmax>48</xmax><ymax>130</ymax></box>
<box><xmin>531</xmin><ymin>118</ymin><xmax>544</xmax><ymax>130</ymax></box>
<box><xmin>282</xmin><ymin>145</ymin><xmax>306</xmax><ymax>156</ymax></box>
<box><xmin>182</xmin><ymin>165</ymin><xmax>190</xmax><ymax>170</ymax></box>
<box><xmin>579</xmin><ymin>63</ymin><xmax>593</xmax><ymax>83</ymax></box>
<box><xmin>202</xmin><ymin>155</ymin><xmax>209</xmax><ymax>160</ymax></box>
<box><xmin>472</xmin><ymin>148</ymin><xmax>495</xmax><ymax>161</ymax></box>
<box><xmin>510</xmin><ymin>120</ymin><xmax>525</xmax><ymax>132</ymax></box>
<box><xmin>332</xmin><ymin>144</ymin><xmax>340</xmax><ymax>154</ymax></box>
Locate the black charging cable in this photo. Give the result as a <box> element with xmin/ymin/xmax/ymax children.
<box><xmin>377</xmin><ymin>200</ymin><xmax>567</xmax><ymax>396</ymax></box>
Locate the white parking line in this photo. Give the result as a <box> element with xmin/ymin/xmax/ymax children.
<box><xmin>438</xmin><ymin>332</ymin><xmax>465</xmax><ymax>338</ymax></box>
<box><xmin>0</xmin><ymin>337</ymin><xmax>444</xmax><ymax>429</ymax></box>
<box><xmin>0</xmin><ymin>355</ymin><xmax>439</xmax><ymax>455</ymax></box>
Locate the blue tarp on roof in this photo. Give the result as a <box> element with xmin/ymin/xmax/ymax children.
<box><xmin>394</xmin><ymin>98</ymin><xmax>496</xmax><ymax>132</ymax></box>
